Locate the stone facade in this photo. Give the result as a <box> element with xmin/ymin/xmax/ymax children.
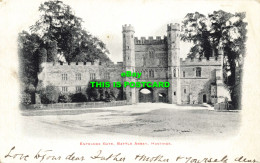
<box><xmin>38</xmin><ymin>23</ymin><xmax>230</xmax><ymax>105</ymax></box>
<box><xmin>38</xmin><ymin>61</ymin><xmax>123</xmax><ymax>94</ymax></box>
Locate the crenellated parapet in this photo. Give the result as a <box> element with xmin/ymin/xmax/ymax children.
<box><xmin>40</xmin><ymin>60</ymin><xmax>121</xmax><ymax>69</ymax></box>
<box><xmin>180</xmin><ymin>56</ymin><xmax>222</xmax><ymax>66</ymax></box>
<box><xmin>134</xmin><ymin>36</ymin><xmax>167</xmax><ymax>45</ymax></box>
<box><xmin>122</xmin><ymin>24</ymin><xmax>135</xmax><ymax>32</ymax></box>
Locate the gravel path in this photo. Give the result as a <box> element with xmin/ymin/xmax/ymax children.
<box><xmin>21</xmin><ymin>103</ymin><xmax>240</xmax><ymax>138</ymax></box>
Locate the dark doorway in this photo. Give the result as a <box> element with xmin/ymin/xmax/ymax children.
<box><xmin>139</xmin><ymin>88</ymin><xmax>153</xmax><ymax>103</ymax></box>
<box><xmin>158</xmin><ymin>93</ymin><xmax>167</xmax><ymax>103</ymax></box>
<box><xmin>203</xmin><ymin>94</ymin><xmax>207</xmax><ymax>103</ymax></box>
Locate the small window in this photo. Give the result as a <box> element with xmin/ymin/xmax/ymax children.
<box><xmin>127</xmin><ymin>46</ymin><xmax>129</xmax><ymax>49</ymax></box>
<box><xmin>62</xmin><ymin>74</ymin><xmax>67</xmax><ymax>80</ymax></box>
<box><xmin>76</xmin><ymin>86</ymin><xmax>81</xmax><ymax>93</ymax></box>
<box><xmin>104</xmin><ymin>73</ymin><xmax>110</xmax><ymax>79</ymax></box>
<box><xmin>62</xmin><ymin>86</ymin><xmax>68</xmax><ymax>92</ymax></box>
<box><xmin>76</xmin><ymin>62</ymin><xmax>78</xmax><ymax>65</ymax></box>
<box><xmin>196</xmin><ymin>67</ymin><xmax>201</xmax><ymax>77</ymax></box>
<box><xmin>76</xmin><ymin>73</ymin><xmax>81</xmax><ymax>80</ymax></box>
<box><xmin>123</xmin><ymin>34</ymin><xmax>125</xmax><ymax>38</ymax></box>
<box><xmin>184</xmin><ymin>89</ymin><xmax>186</xmax><ymax>94</ymax></box>
<box><xmin>149</xmin><ymin>70</ymin><xmax>154</xmax><ymax>78</ymax></box>
<box><xmin>90</xmin><ymin>73</ymin><xmax>96</xmax><ymax>80</ymax></box>
<box><xmin>174</xmin><ymin>91</ymin><xmax>176</xmax><ymax>96</ymax></box>
<box><xmin>183</xmin><ymin>71</ymin><xmax>185</xmax><ymax>77</ymax></box>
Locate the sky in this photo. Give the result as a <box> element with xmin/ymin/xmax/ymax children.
<box><xmin>5</xmin><ymin>0</ymin><xmax>245</xmax><ymax>63</ymax></box>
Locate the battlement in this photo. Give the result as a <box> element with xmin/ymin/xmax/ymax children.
<box><xmin>122</xmin><ymin>24</ymin><xmax>135</xmax><ymax>32</ymax></box>
<box><xmin>134</xmin><ymin>36</ymin><xmax>167</xmax><ymax>45</ymax></box>
<box><xmin>180</xmin><ymin>56</ymin><xmax>222</xmax><ymax>66</ymax></box>
<box><xmin>167</xmin><ymin>23</ymin><xmax>180</xmax><ymax>31</ymax></box>
<box><xmin>41</xmin><ymin>61</ymin><xmax>99</xmax><ymax>67</ymax></box>
<box><xmin>40</xmin><ymin>60</ymin><xmax>121</xmax><ymax>68</ymax></box>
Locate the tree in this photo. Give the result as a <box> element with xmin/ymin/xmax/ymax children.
<box><xmin>181</xmin><ymin>10</ymin><xmax>247</xmax><ymax>109</ymax></box>
<box><xmin>18</xmin><ymin>32</ymin><xmax>42</xmax><ymax>87</ymax></box>
<box><xmin>29</xmin><ymin>0</ymin><xmax>111</xmax><ymax>63</ymax></box>
<box><xmin>18</xmin><ymin>0</ymin><xmax>112</xmax><ymax>104</ymax></box>
<box><xmin>18</xmin><ymin>32</ymin><xmax>44</xmax><ymax>104</ymax></box>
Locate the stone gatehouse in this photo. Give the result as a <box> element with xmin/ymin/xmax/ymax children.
<box><xmin>38</xmin><ymin>23</ymin><xmax>230</xmax><ymax>105</ymax></box>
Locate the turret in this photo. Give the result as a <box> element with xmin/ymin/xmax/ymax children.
<box><xmin>122</xmin><ymin>24</ymin><xmax>135</xmax><ymax>67</ymax></box>
<box><xmin>167</xmin><ymin>23</ymin><xmax>181</xmax><ymax>104</ymax></box>
<box><xmin>122</xmin><ymin>24</ymin><xmax>136</xmax><ymax>104</ymax></box>
<box><xmin>167</xmin><ymin>23</ymin><xmax>180</xmax><ymax>66</ymax></box>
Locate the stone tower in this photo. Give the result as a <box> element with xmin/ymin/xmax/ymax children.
<box><xmin>122</xmin><ymin>24</ymin><xmax>136</xmax><ymax>104</ymax></box>
<box><xmin>167</xmin><ymin>23</ymin><xmax>181</xmax><ymax>104</ymax></box>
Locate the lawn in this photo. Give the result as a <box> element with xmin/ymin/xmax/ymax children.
<box><xmin>21</xmin><ymin>103</ymin><xmax>240</xmax><ymax>138</ymax></box>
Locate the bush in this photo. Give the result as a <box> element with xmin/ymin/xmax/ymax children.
<box><xmin>58</xmin><ymin>93</ymin><xmax>71</xmax><ymax>103</ymax></box>
<box><xmin>71</xmin><ymin>93</ymin><xmax>87</xmax><ymax>102</ymax></box>
<box><xmin>110</xmin><ymin>87</ymin><xmax>120</xmax><ymax>100</ymax></box>
<box><xmin>86</xmin><ymin>80</ymin><xmax>123</xmax><ymax>102</ymax></box>
<box><xmin>40</xmin><ymin>85</ymin><xmax>59</xmax><ymax>104</ymax></box>
<box><xmin>21</xmin><ymin>93</ymin><xmax>32</xmax><ymax>105</ymax></box>
<box><xmin>86</xmin><ymin>86</ymin><xmax>100</xmax><ymax>101</ymax></box>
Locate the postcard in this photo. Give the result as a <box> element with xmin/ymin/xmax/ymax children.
<box><xmin>0</xmin><ymin>0</ymin><xmax>260</xmax><ymax>162</ymax></box>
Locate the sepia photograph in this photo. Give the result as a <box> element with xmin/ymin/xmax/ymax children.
<box><xmin>0</xmin><ymin>0</ymin><xmax>260</xmax><ymax>162</ymax></box>
<box><xmin>18</xmin><ymin>0</ymin><xmax>244</xmax><ymax>138</ymax></box>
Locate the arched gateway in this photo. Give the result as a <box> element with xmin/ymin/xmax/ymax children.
<box><xmin>139</xmin><ymin>87</ymin><xmax>153</xmax><ymax>103</ymax></box>
<box><xmin>121</xmin><ymin>23</ymin><xmax>225</xmax><ymax>105</ymax></box>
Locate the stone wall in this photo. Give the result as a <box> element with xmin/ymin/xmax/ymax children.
<box><xmin>135</xmin><ymin>43</ymin><xmax>167</xmax><ymax>68</ymax></box>
<box><xmin>180</xmin><ymin>59</ymin><xmax>221</xmax><ymax>104</ymax></box>
<box><xmin>26</xmin><ymin>100</ymin><xmax>127</xmax><ymax>110</ymax></box>
<box><xmin>38</xmin><ymin>61</ymin><xmax>123</xmax><ymax>93</ymax></box>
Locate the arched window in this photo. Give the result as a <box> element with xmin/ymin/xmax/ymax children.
<box><xmin>196</xmin><ymin>67</ymin><xmax>201</xmax><ymax>77</ymax></box>
<box><xmin>148</xmin><ymin>50</ymin><xmax>154</xmax><ymax>58</ymax></box>
<box><xmin>149</xmin><ymin>69</ymin><xmax>154</xmax><ymax>78</ymax></box>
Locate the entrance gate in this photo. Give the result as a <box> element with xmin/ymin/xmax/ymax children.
<box><xmin>139</xmin><ymin>88</ymin><xmax>153</xmax><ymax>103</ymax></box>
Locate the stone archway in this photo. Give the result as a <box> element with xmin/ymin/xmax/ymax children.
<box><xmin>139</xmin><ymin>87</ymin><xmax>153</xmax><ymax>103</ymax></box>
